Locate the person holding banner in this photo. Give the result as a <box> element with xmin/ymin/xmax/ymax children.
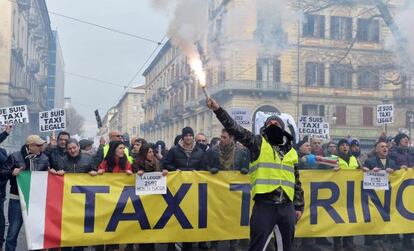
<box><xmin>54</xmin><ymin>139</ymin><xmax>95</xmax><ymax>175</ymax></box>
<box><xmin>135</xmin><ymin>143</ymin><xmax>168</xmax><ymax>251</ymax></box>
<box><xmin>362</xmin><ymin>141</ymin><xmax>399</xmax><ymax>250</ymax></box>
<box><xmin>0</xmin><ymin>124</ymin><xmax>11</xmax><ymax>249</ymax></box>
<box><xmin>93</xmin><ymin>141</ymin><xmax>133</xmax><ymax>176</ymax></box>
<box><xmin>45</xmin><ymin>131</ymin><xmax>70</xmax><ymax>170</ymax></box>
<box><xmin>333</xmin><ymin>139</ymin><xmax>360</xmax><ymax>251</ymax></box>
<box><xmin>207</xmin><ymin>98</ymin><xmax>304</xmax><ymax>251</ymax></box>
<box><xmin>3</xmin><ymin>135</ymin><xmax>49</xmax><ymax>251</ymax></box>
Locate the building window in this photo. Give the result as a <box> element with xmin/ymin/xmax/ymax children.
<box><xmin>357</xmin><ymin>18</ymin><xmax>380</xmax><ymax>43</ymax></box>
<box><xmin>302</xmin><ymin>104</ymin><xmax>325</xmax><ymax>116</ymax></box>
<box><xmin>305</xmin><ymin>62</ymin><xmax>325</xmax><ymax>87</ymax></box>
<box><xmin>303</xmin><ymin>15</ymin><xmax>325</xmax><ymax>38</ymax></box>
<box><xmin>330</xmin><ymin>16</ymin><xmax>352</xmax><ymax>41</ymax></box>
<box><xmin>363</xmin><ymin>107</ymin><xmax>373</xmax><ymax>126</ymax></box>
<box><xmin>336</xmin><ymin>106</ymin><xmax>347</xmax><ymax>125</ymax></box>
<box><xmin>256</xmin><ymin>58</ymin><xmax>281</xmax><ymax>82</ymax></box>
<box><xmin>358</xmin><ymin>67</ymin><xmax>379</xmax><ymax>89</ymax></box>
<box><xmin>330</xmin><ymin>64</ymin><xmax>352</xmax><ymax>88</ymax></box>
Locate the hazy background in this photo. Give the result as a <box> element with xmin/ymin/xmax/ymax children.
<box><xmin>45</xmin><ymin>0</ymin><xmax>168</xmax><ymax>137</ymax></box>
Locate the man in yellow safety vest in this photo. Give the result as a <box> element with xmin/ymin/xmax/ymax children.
<box><xmin>207</xmin><ymin>98</ymin><xmax>304</xmax><ymax>251</ymax></box>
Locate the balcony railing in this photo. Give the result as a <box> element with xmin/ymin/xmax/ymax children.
<box><xmin>207</xmin><ymin>80</ymin><xmax>291</xmax><ymax>97</ymax></box>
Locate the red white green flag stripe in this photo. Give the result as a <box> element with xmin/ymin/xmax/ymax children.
<box><xmin>17</xmin><ymin>171</ymin><xmax>64</xmax><ymax>250</ymax></box>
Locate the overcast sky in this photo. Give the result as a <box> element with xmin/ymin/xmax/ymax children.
<box><xmin>45</xmin><ymin>0</ymin><xmax>168</xmax><ymax>137</ymax></box>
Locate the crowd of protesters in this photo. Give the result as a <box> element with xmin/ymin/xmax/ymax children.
<box><xmin>0</xmin><ymin>122</ymin><xmax>413</xmax><ymax>251</ymax></box>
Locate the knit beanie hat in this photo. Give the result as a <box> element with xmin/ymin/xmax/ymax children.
<box><xmin>337</xmin><ymin>138</ymin><xmax>350</xmax><ymax>150</ymax></box>
<box><xmin>264</xmin><ymin>115</ymin><xmax>285</xmax><ymax>129</ymax></box>
<box><xmin>394</xmin><ymin>133</ymin><xmax>409</xmax><ymax>146</ymax></box>
<box><xmin>182</xmin><ymin>127</ymin><xmax>194</xmax><ymax>138</ymax></box>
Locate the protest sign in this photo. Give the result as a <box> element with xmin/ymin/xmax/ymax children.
<box><xmin>376</xmin><ymin>104</ymin><xmax>394</xmax><ymax>125</ymax></box>
<box><xmin>135</xmin><ymin>172</ymin><xmax>167</xmax><ymax>195</ymax></box>
<box><xmin>0</xmin><ymin>105</ymin><xmax>29</xmax><ymax>125</ymax></box>
<box><xmin>363</xmin><ymin>170</ymin><xmax>389</xmax><ymax>190</ymax></box>
<box><xmin>230</xmin><ymin>108</ymin><xmax>250</xmax><ymax>127</ymax></box>
<box><xmin>39</xmin><ymin>109</ymin><xmax>66</xmax><ymax>132</ymax></box>
<box><xmin>298</xmin><ymin>116</ymin><xmax>329</xmax><ymax>139</ymax></box>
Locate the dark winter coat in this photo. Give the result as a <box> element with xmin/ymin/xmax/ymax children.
<box><xmin>388</xmin><ymin>146</ymin><xmax>414</xmax><ymax>168</ymax></box>
<box><xmin>364</xmin><ymin>155</ymin><xmax>399</xmax><ymax>170</ymax></box>
<box><xmin>56</xmin><ymin>153</ymin><xmax>94</xmax><ymax>173</ymax></box>
<box><xmin>0</xmin><ymin>131</ymin><xmax>9</xmax><ymax>144</ymax></box>
<box><xmin>3</xmin><ymin>145</ymin><xmax>49</xmax><ymax>196</ymax></box>
<box><xmin>163</xmin><ymin>142</ymin><xmax>206</xmax><ymax>171</ymax></box>
<box><xmin>44</xmin><ymin>145</ymin><xmax>66</xmax><ymax>169</ymax></box>
<box><xmin>0</xmin><ymin>148</ymin><xmax>7</xmax><ymax>198</ymax></box>
<box><xmin>213</xmin><ymin>107</ymin><xmax>304</xmax><ymax>212</ymax></box>
<box><xmin>205</xmin><ymin>144</ymin><xmax>249</xmax><ymax>171</ymax></box>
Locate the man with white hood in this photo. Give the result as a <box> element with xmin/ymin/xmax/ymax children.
<box><xmin>207</xmin><ymin>98</ymin><xmax>304</xmax><ymax>251</ymax></box>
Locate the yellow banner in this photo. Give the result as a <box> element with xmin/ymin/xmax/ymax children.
<box><xmin>51</xmin><ymin>170</ymin><xmax>414</xmax><ymax>246</ymax></box>
<box><xmin>296</xmin><ymin>169</ymin><xmax>414</xmax><ymax>237</ymax></box>
<box><xmin>61</xmin><ymin>171</ymin><xmax>251</xmax><ymax>246</ymax></box>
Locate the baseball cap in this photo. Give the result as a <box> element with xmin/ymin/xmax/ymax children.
<box><xmin>26</xmin><ymin>135</ymin><xmax>46</xmax><ymax>145</ymax></box>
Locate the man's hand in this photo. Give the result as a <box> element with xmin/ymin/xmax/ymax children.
<box><xmin>386</xmin><ymin>168</ymin><xmax>395</xmax><ymax>174</ymax></box>
<box><xmin>295</xmin><ymin>211</ymin><xmax>303</xmax><ymax>222</ymax></box>
<box><xmin>97</xmin><ymin>169</ymin><xmax>105</xmax><ymax>175</ymax></box>
<box><xmin>4</xmin><ymin>124</ymin><xmax>12</xmax><ymax>134</ymax></box>
<box><xmin>207</xmin><ymin>98</ymin><xmax>220</xmax><ymax>111</ymax></box>
<box><xmin>12</xmin><ymin>168</ymin><xmax>23</xmax><ymax>176</ymax></box>
<box><xmin>49</xmin><ymin>168</ymin><xmax>58</xmax><ymax>175</ymax></box>
<box><xmin>362</xmin><ymin>167</ymin><xmax>370</xmax><ymax>172</ymax></box>
<box><xmin>372</xmin><ymin>167</ymin><xmax>380</xmax><ymax>172</ymax></box>
<box><xmin>89</xmin><ymin>170</ymin><xmax>98</xmax><ymax>176</ymax></box>
<box><xmin>137</xmin><ymin>170</ymin><xmax>144</xmax><ymax>176</ymax></box>
<box><xmin>126</xmin><ymin>170</ymin><xmax>133</xmax><ymax>176</ymax></box>
<box><xmin>162</xmin><ymin>169</ymin><xmax>168</xmax><ymax>176</ymax></box>
<box><xmin>57</xmin><ymin>170</ymin><xmax>65</xmax><ymax>176</ymax></box>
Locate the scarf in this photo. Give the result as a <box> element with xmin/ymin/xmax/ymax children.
<box><xmin>219</xmin><ymin>141</ymin><xmax>236</xmax><ymax>170</ymax></box>
<box><xmin>179</xmin><ymin>139</ymin><xmax>195</xmax><ymax>158</ymax></box>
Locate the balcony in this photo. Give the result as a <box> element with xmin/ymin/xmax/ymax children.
<box><xmin>206</xmin><ymin>80</ymin><xmax>291</xmax><ymax>100</ymax></box>
<box><xmin>158</xmin><ymin>87</ymin><xmax>167</xmax><ymax>97</ymax></box>
<box><xmin>28</xmin><ymin>16</ymin><xmax>39</xmax><ymax>29</ymax></box>
<box><xmin>394</xmin><ymin>88</ymin><xmax>414</xmax><ymax>105</ymax></box>
<box><xmin>17</xmin><ymin>0</ymin><xmax>31</xmax><ymax>11</ymax></box>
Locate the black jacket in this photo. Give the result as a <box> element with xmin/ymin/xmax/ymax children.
<box><xmin>205</xmin><ymin>144</ymin><xmax>249</xmax><ymax>171</ymax></box>
<box><xmin>214</xmin><ymin>107</ymin><xmax>304</xmax><ymax>211</ymax></box>
<box><xmin>0</xmin><ymin>131</ymin><xmax>9</xmax><ymax>144</ymax></box>
<box><xmin>3</xmin><ymin>146</ymin><xmax>49</xmax><ymax>196</ymax></box>
<box><xmin>44</xmin><ymin>146</ymin><xmax>66</xmax><ymax>169</ymax></box>
<box><xmin>0</xmin><ymin>148</ymin><xmax>7</xmax><ymax>198</ymax></box>
<box><xmin>364</xmin><ymin>155</ymin><xmax>399</xmax><ymax>170</ymax></box>
<box><xmin>163</xmin><ymin>142</ymin><xmax>206</xmax><ymax>171</ymax></box>
<box><xmin>56</xmin><ymin>153</ymin><xmax>94</xmax><ymax>173</ymax></box>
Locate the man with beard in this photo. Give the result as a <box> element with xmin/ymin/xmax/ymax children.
<box><xmin>207</xmin><ymin>98</ymin><xmax>304</xmax><ymax>251</ymax></box>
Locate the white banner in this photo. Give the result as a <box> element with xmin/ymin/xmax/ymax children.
<box><xmin>376</xmin><ymin>104</ymin><xmax>394</xmax><ymax>125</ymax></box>
<box><xmin>135</xmin><ymin>172</ymin><xmax>167</xmax><ymax>195</ymax></box>
<box><xmin>298</xmin><ymin>116</ymin><xmax>329</xmax><ymax>140</ymax></box>
<box><xmin>363</xmin><ymin>170</ymin><xmax>389</xmax><ymax>190</ymax></box>
<box><xmin>0</xmin><ymin>105</ymin><xmax>29</xmax><ymax>125</ymax></box>
<box><xmin>39</xmin><ymin>109</ymin><xmax>66</xmax><ymax>132</ymax></box>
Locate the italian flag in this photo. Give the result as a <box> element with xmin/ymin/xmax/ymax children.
<box><xmin>17</xmin><ymin>171</ymin><xmax>64</xmax><ymax>250</ymax></box>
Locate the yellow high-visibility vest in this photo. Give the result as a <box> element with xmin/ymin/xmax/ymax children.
<box><xmin>249</xmin><ymin>137</ymin><xmax>298</xmax><ymax>201</ymax></box>
<box><xmin>338</xmin><ymin>155</ymin><xmax>359</xmax><ymax>169</ymax></box>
